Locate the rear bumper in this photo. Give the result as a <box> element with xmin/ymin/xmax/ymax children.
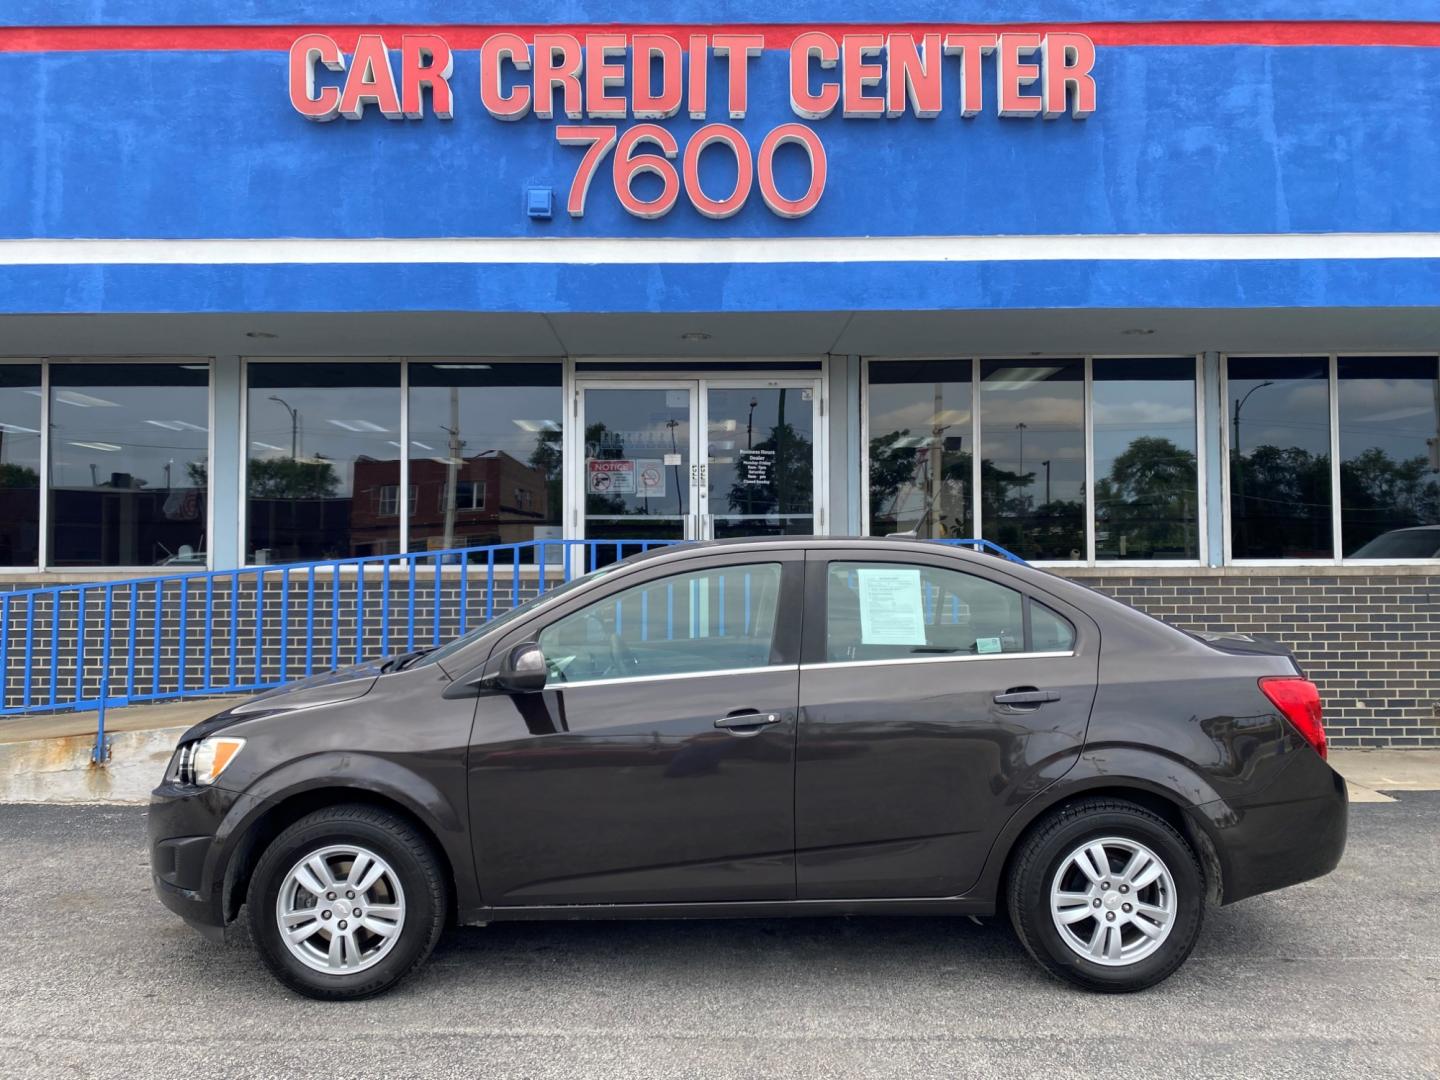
<box><xmin>1194</xmin><ymin>752</ymin><xmax>1348</xmax><ymax>905</ymax></box>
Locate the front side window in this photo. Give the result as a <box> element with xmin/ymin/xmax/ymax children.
<box><xmin>0</xmin><ymin>364</ymin><xmax>41</xmax><ymax>566</ymax></box>
<box><xmin>537</xmin><ymin>562</ymin><xmax>783</xmax><ymax>685</ymax></box>
<box><xmin>245</xmin><ymin>361</ymin><xmax>400</xmax><ymax>564</ymax></box>
<box><xmin>980</xmin><ymin>360</ymin><xmax>1085</xmax><ymax>561</ymax></box>
<box><xmin>1227</xmin><ymin>357</ymin><xmax>1333</xmax><ymax>559</ymax></box>
<box><xmin>824</xmin><ymin>561</ymin><xmax>1030</xmax><ymax>662</ymax></box>
<box><xmin>866</xmin><ymin>359</ymin><xmax>974</xmax><ymax>539</ymax></box>
<box><xmin>1338</xmin><ymin>356</ymin><xmax>1440</xmax><ymax>559</ymax></box>
<box><xmin>1093</xmin><ymin>358</ymin><xmax>1200</xmax><ymax>560</ymax></box>
<box><xmin>48</xmin><ymin>362</ymin><xmax>210</xmax><ymax>567</ymax></box>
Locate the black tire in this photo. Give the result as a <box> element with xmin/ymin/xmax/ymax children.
<box><xmin>1007</xmin><ymin>798</ymin><xmax>1204</xmax><ymax>993</ymax></box>
<box><xmin>247</xmin><ymin>804</ymin><xmax>448</xmax><ymax>1000</ymax></box>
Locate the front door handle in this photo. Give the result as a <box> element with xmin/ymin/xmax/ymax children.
<box><xmin>993</xmin><ymin>688</ymin><xmax>1061</xmax><ymax>706</ymax></box>
<box><xmin>714</xmin><ymin>711</ymin><xmax>782</xmax><ymax>734</ymax></box>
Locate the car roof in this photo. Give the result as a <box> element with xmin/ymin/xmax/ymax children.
<box><xmin>618</xmin><ymin>535</ymin><xmax>1026</xmax><ymax>570</ymax></box>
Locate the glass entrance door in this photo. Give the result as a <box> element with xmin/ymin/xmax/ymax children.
<box><xmin>704</xmin><ymin>381</ymin><xmax>819</xmax><ymax>538</ymax></box>
<box><xmin>578</xmin><ymin>382</ymin><xmax>697</xmax><ymax>544</ymax></box>
<box><xmin>575</xmin><ymin>376</ymin><xmax>822</xmax><ymax>543</ymax></box>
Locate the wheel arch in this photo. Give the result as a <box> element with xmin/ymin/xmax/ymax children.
<box><xmin>217</xmin><ymin>779</ymin><xmax>469</xmax><ymax>927</ymax></box>
<box><xmin>980</xmin><ymin>776</ymin><xmax>1226</xmax><ymax>911</ymax></box>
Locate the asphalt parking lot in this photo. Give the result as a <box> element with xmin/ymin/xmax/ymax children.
<box><xmin>1</xmin><ymin>797</ymin><xmax>1437</xmax><ymax>1080</ymax></box>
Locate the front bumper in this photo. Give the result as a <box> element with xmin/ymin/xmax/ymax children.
<box><xmin>149</xmin><ymin>780</ymin><xmax>253</xmax><ymax>934</ymax></box>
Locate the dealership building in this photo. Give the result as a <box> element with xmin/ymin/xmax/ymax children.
<box><xmin>0</xmin><ymin>1</ymin><xmax>1438</xmax><ymax>746</ymax></box>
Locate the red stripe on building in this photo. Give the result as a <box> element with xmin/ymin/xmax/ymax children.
<box><xmin>0</xmin><ymin>22</ymin><xmax>1439</xmax><ymax>52</ymax></box>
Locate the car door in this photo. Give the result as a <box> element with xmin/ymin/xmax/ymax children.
<box><xmin>795</xmin><ymin>548</ymin><xmax>1099</xmax><ymax>899</ymax></box>
<box><xmin>467</xmin><ymin>550</ymin><xmax>803</xmax><ymax>906</ymax></box>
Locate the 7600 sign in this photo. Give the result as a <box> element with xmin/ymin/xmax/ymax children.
<box><xmin>557</xmin><ymin>122</ymin><xmax>827</xmax><ymax>220</ymax></box>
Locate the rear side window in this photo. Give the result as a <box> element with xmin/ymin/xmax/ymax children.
<box><xmin>1031</xmin><ymin>602</ymin><xmax>1076</xmax><ymax>652</ymax></box>
<box><xmin>824</xmin><ymin>562</ymin><xmax>1076</xmax><ymax>662</ymax></box>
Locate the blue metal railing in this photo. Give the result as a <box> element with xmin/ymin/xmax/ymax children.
<box><xmin>0</xmin><ymin>535</ymin><xmax>1023</xmax><ymax>756</ymax></box>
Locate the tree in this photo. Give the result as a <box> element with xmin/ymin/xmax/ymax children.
<box><xmin>0</xmin><ymin>463</ymin><xmax>38</xmax><ymax>489</ymax></box>
<box><xmin>247</xmin><ymin>457</ymin><xmax>340</xmax><ymax>499</ymax></box>
<box><xmin>1094</xmin><ymin>436</ymin><xmax>1198</xmax><ymax>557</ymax></box>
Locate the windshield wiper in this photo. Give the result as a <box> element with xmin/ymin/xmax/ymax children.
<box><xmin>381</xmin><ymin>648</ymin><xmax>434</xmax><ymax>673</ymax></box>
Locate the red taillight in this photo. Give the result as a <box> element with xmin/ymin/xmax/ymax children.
<box><xmin>1259</xmin><ymin>676</ymin><xmax>1326</xmax><ymax>760</ymax></box>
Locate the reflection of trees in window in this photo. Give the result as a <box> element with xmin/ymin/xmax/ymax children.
<box><xmin>0</xmin><ymin>464</ymin><xmax>39</xmax><ymax>489</ymax></box>
<box><xmin>1339</xmin><ymin>448</ymin><xmax>1440</xmax><ymax>550</ymax></box>
<box><xmin>246</xmin><ymin>458</ymin><xmax>341</xmax><ymax>499</ymax></box>
<box><xmin>868</xmin><ymin>431</ymin><xmax>971</xmax><ymax>537</ymax></box>
<box><xmin>1230</xmin><ymin>444</ymin><xmax>1333</xmax><ymax>557</ymax></box>
<box><xmin>1095</xmin><ymin>437</ymin><xmax>1198</xmax><ymax>558</ymax></box>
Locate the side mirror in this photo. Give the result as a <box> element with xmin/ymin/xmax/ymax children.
<box><xmin>495</xmin><ymin>642</ymin><xmax>548</xmax><ymax>694</ymax></box>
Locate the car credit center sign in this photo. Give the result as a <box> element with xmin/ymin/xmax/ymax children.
<box><xmin>289</xmin><ymin>29</ymin><xmax>1097</xmax><ymax>219</ymax></box>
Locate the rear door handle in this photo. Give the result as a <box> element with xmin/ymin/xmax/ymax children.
<box><xmin>714</xmin><ymin>711</ymin><xmax>782</xmax><ymax>734</ymax></box>
<box><xmin>993</xmin><ymin>689</ymin><xmax>1061</xmax><ymax>706</ymax></box>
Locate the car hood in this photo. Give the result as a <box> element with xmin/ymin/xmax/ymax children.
<box><xmin>178</xmin><ymin>660</ymin><xmax>385</xmax><ymax>741</ymax></box>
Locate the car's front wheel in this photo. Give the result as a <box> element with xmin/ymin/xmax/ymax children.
<box><xmin>1007</xmin><ymin>798</ymin><xmax>1204</xmax><ymax>992</ymax></box>
<box><xmin>247</xmin><ymin>804</ymin><xmax>448</xmax><ymax>1000</ymax></box>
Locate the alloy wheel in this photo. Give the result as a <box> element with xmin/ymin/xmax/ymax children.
<box><xmin>275</xmin><ymin>844</ymin><xmax>407</xmax><ymax>975</ymax></box>
<box><xmin>1049</xmin><ymin>836</ymin><xmax>1176</xmax><ymax>967</ymax></box>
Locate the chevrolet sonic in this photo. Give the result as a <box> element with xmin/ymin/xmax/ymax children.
<box><xmin>149</xmin><ymin>537</ymin><xmax>1346</xmax><ymax>998</ymax></box>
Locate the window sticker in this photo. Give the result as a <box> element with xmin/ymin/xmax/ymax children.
<box><xmin>976</xmin><ymin>636</ymin><xmax>1002</xmax><ymax>654</ymax></box>
<box><xmin>856</xmin><ymin>567</ymin><xmax>927</xmax><ymax>646</ymax></box>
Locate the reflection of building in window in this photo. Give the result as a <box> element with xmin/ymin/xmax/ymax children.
<box><xmin>443</xmin><ymin>479</ymin><xmax>485</xmax><ymax>512</ymax></box>
<box><xmin>348</xmin><ymin>450</ymin><xmax>552</xmax><ymax>555</ymax></box>
<box><xmin>375</xmin><ymin>484</ymin><xmax>418</xmax><ymax>517</ymax></box>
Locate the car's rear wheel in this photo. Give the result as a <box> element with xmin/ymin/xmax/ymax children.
<box><xmin>247</xmin><ymin>804</ymin><xmax>447</xmax><ymax>1000</ymax></box>
<box><xmin>1007</xmin><ymin>798</ymin><xmax>1204</xmax><ymax>992</ymax></box>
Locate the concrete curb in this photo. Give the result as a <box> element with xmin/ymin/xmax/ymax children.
<box><xmin>0</xmin><ymin>726</ymin><xmax>185</xmax><ymax>804</ymax></box>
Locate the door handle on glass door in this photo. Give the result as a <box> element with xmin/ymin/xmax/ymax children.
<box><xmin>714</xmin><ymin>712</ymin><xmax>781</xmax><ymax>734</ymax></box>
<box><xmin>992</xmin><ymin>688</ymin><xmax>1061</xmax><ymax>706</ymax></box>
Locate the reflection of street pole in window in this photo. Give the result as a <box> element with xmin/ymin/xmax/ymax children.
<box><xmin>747</xmin><ymin>397</ymin><xmax>758</xmax><ymax>518</ymax></box>
<box><xmin>1041</xmin><ymin>460</ymin><xmax>1051</xmax><ymax>506</ymax></box>
<box><xmin>1015</xmin><ymin>422</ymin><xmax>1028</xmax><ymax>506</ymax></box>
<box><xmin>1231</xmin><ymin>380</ymin><xmax>1273</xmax><ymax>536</ymax></box>
<box><xmin>928</xmin><ymin>383</ymin><xmax>944</xmax><ymax>538</ymax></box>
<box><xmin>269</xmin><ymin>396</ymin><xmax>299</xmax><ymax>459</ymax></box>
<box><xmin>441</xmin><ymin>386</ymin><xmax>462</xmax><ymax>552</ymax></box>
<box><xmin>666</xmin><ymin>417</ymin><xmax>682</xmax><ymax>517</ymax></box>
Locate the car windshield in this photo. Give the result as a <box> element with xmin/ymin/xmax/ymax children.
<box><xmin>410</xmin><ymin>563</ymin><xmax>619</xmax><ymax>669</ymax></box>
<box><xmin>1350</xmin><ymin>529</ymin><xmax>1440</xmax><ymax>558</ymax></box>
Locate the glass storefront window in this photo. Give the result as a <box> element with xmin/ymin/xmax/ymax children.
<box><xmin>1227</xmin><ymin>357</ymin><xmax>1333</xmax><ymax>560</ymax></box>
<box><xmin>47</xmin><ymin>362</ymin><xmax>209</xmax><ymax>568</ymax></box>
<box><xmin>980</xmin><ymin>360</ymin><xmax>1085</xmax><ymax>561</ymax></box>
<box><xmin>1093</xmin><ymin>358</ymin><xmax>1200</xmax><ymax>560</ymax></box>
<box><xmin>408</xmin><ymin>362</ymin><xmax>563</xmax><ymax>555</ymax></box>
<box><xmin>245</xmin><ymin>361</ymin><xmax>400</xmax><ymax>564</ymax></box>
<box><xmin>0</xmin><ymin>364</ymin><xmax>42</xmax><ymax>566</ymax></box>
<box><xmin>866</xmin><ymin>360</ymin><xmax>973</xmax><ymax>539</ymax></box>
<box><xmin>1339</xmin><ymin>356</ymin><xmax>1440</xmax><ymax>559</ymax></box>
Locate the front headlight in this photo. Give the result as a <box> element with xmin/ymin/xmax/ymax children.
<box><xmin>175</xmin><ymin>737</ymin><xmax>246</xmax><ymax>786</ymax></box>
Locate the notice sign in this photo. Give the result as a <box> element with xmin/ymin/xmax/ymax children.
<box><xmin>738</xmin><ymin>448</ymin><xmax>775</xmax><ymax>487</ymax></box>
<box><xmin>856</xmin><ymin>567</ymin><xmax>927</xmax><ymax>646</ymax></box>
<box><xmin>587</xmin><ymin>459</ymin><xmax>635</xmax><ymax>494</ymax></box>
<box><xmin>636</xmin><ymin>459</ymin><xmax>666</xmax><ymax>498</ymax></box>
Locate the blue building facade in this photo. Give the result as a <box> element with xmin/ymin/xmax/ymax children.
<box><xmin>0</xmin><ymin>2</ymin><xmax>1436</xmax><ymax>744</ymax></box>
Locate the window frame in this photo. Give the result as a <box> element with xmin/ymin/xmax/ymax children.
<box><xmin>1220</xmin><ymin>352</ymin><xmax>1440</xmax><ymax>567</ymax></box>
<box><xmin>490</xmin><ymin>548</ymin><xmax>807</xmax><ymax>689</ymax></box>
<box><xmin>799</xmin><ymin>549</ymin><xmax>1088</xmax><ymax>669</ymax></box>
<box><xmin>861</xmin><ymin>355</ymin><xmax>1206</xmax><ymax>568</ymax></box>
<box><xmin>0</xmin><ymin>355</ymin><xmax>215</xmax><ymax>574</ymax></box>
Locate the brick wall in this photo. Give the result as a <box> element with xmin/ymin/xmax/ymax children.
<box><xmin>5</xmin><ymin>566</ymin><xmax>1439</xmax><ymax>749</ymax></box>
<box><xmin>1065</xmin><ymin>568</ymin><xmax>1440</xmax><ymax>749</ymax></box>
